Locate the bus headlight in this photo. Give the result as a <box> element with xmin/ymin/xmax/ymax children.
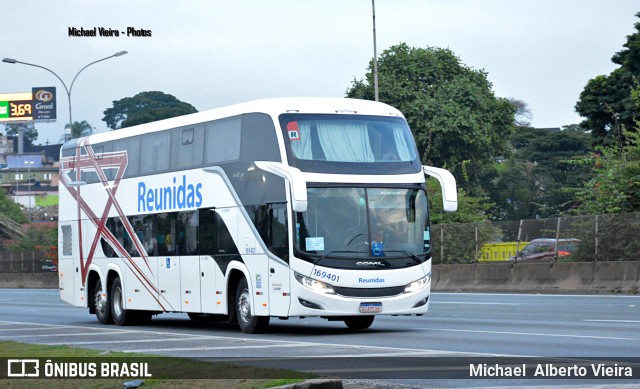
<box><xmin>294</xmin><ymin>272</ymin><xmax>335</xmax><ymax>295</ymax></box>
<box><xmin>404</xmin><ymin>272</ymin><xmax>431</xmax><ymax>293</ymax></box>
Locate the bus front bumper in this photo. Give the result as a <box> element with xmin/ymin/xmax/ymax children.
<box><xmin>288</xmin><ymin>278</ymin><xmax>431</xmax><ymax>317</ymax></box>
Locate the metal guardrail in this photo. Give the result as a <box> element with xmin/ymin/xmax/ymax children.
<box><xmin>431</xmin><ymin>212</ymin><xmax>640</xmax><ymax>264</ymax></box>
<box><xmin>0</xmin><ymin>251</ymin><xmax>54</xmax><ymax>273</ymax></box>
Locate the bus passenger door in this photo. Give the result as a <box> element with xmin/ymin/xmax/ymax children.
<box><xmin>156</xmin><ymin>214</ymin><xmax>182</xmax><ymax>312</ymax></box>
<box><xmin>266</xmin><ymin>204</ymin><xmax>291</xmax><ymax>317</ymax></box>
<box><xmin>198</xmin><ymin>208</ymin><xmax>219</xmax><ymax>314</ymax></box>
<box><xmin>180</xmin><ymin>211</ymin><xmax>201</xmax><ymax>313</ymax></box>
<box><xmin>269</xmin><ymin>257</ymin><xmax>290</xmax><ymax>317</ymax></box>
<box><xmin>199</xmin><ymin>255</ymin><xmax>219</xmax><ymax>313</ymax></box>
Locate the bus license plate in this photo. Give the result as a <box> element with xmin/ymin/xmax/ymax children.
<box><xmin>359</xmin><ymin>302</ymin><xmax>382</xmax><ymax>313</ymax></box>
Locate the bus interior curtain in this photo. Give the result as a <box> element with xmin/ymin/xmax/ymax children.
<box><xmin>316</xmin><ymin>121</ymin><xmax>374</xmax><ymax>162</ymax></box>
<box><xmin>291</xmin><ymin>122</ymin><xmax>314</xmax><ymax>159</ymax></box>
<box><xmin>392</xmin><ymin>124</ymin><xmax>413</xmax><ymax>161</ymax></box>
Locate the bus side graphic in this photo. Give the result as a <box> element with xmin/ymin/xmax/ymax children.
<box><xmin>60</xmin><ymin>140</ymin><xmax>174</xmax><ymax>311</ymax></box>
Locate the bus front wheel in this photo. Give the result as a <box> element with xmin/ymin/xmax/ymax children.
<box><xmin>344</xmin><ymin>316</ymin><xmax>375</xmax><ymax>330</ymax></box>
<box><xmin>94</xmin><ymin>278</ymin><xmax>113</xmax><ymax>325</ymax></box>
<box><xmin>236</xmin><ymin>277</ymin><xmax>269</xmax><ymax>334</ymax></box>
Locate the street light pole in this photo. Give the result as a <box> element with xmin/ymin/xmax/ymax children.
<box><xmin>2</xmin><ymin>51</ymin><xmax>128</xmax><ymax>140</ymax></box>
<box><xmin>24</xmin><ymin>160</ymin><xmax>34</xmax><ymax>213</ymax></box>
<box><xmin>372</xmin><ymin>0</ymin><xmax>379</xmax><ymax>102</ymax></box>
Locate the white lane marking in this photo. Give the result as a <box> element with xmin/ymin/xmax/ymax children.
<box><xmin>434</xmin><ymin>292</ymin><xmax>640</xmax><ymax>298</ymax></box>
<box><xmin>131</xmin><ymin>343</ymin><xmax>314</xmax><ymax>353</ymax></box>
<box><xmin>0</xmin><ymin>325</ymin><xmax>62</xmax><ymax>332</ymax></box>
<box><xmin>430</xmin><ymin>302</ymin><xmax>522</xmax><ymax>305</ymax></box>
<box><xmin>417</xmin><ymin>327</ymin><xmax>640</xmax><ymax>341</ymax></box>
<box><xmin>584</xmin><ymin>319</ymin><xmax>640</xmax><ymax>323</ymax></box>
<box><xmin>0</xmin><ymin>330</ymin><xmax>142</xmax><ymax>338</ymax></box>
<box><xmin>47</xmin><ymin>337</ymin><xmax>204</xmax><ymax>346</ymax></box>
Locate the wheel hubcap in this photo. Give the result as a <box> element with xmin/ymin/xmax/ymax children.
<box><xmin>95</xmin><ymin>288</ymin><xmax>105</xmax><ymax>315</ymax></box>
<box><xmin>238</xmin><ymin>289</ymin><xmax>251</xmax><ymax>322</ymax></box>
<box><xmin>113</xmin><ymin>287</ymin><xmax>123</xmax><ymax>317</ymax></box>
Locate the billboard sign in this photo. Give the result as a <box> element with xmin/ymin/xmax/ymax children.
<box><xmin>0</xmin><ymin>92</ymin><xmax>34</xmax><ymax>122</ymax></box>
<box><xmin>32</xmin><ymin>87</ymin><xmax>56</xmax><ymax>120</ymax></box>
<box><xmin>0</xmin><ymin>87</ymin><xmax>56</xmax><ymax>123</ymax></box>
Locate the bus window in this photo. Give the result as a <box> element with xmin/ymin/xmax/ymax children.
<box><xmin>171</xmin><ymin>126</ymin><xmax>204</xmax><ymax>170</ymax></box>
<box><xmin>180</xmin><ymin>211</ymin><xmax>199</xmax><ymax>255</ymax></box>
<box><xmin>249</xmin><ymin>203</ymin><xmax>289</xmax><ymax>261</ymax></box>
<box><xmin>140</xmin><ymin>132</ymin><xmax>170</xmax><ymax>175</ymax></box>
<box><xmin>204</xmin><ymin>116</ymin><xmax>241</xmax><ymax>164</ymax></box>
<box><xmin>198</xmin><ymin>209</ymin><xmax>239</xmax><ymax>256</ymax></box>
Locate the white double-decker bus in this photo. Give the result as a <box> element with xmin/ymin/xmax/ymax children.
<box><xmin>58</xmin><ymin>97</ymin><xmax>457</xmax><ymax>333</ymax></box>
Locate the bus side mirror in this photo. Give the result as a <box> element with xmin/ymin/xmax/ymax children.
<box><xmin>423</xmin><ymin>165</ymin><xmax>458</xmax><ymax>212</ymax></box>
<box><xmin>255</xmin><ymin>161</ymin><xmax>308</xmax><ymax>213</ymax></box>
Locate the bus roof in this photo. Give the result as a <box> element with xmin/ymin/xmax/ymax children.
<box><xmin>63</xmin><ymin>97</ymin><xmax>404</xmax><ymax>149</ymax></box>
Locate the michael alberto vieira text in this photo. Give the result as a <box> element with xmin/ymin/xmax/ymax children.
<box><xmin>470</xmin><ymin>363</ymin><xmax>633</xmax><ymax>378</ymax></box>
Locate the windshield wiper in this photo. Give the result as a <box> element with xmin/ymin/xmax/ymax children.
<box><xmin>383</xmin><ymin>250</ymin><xmax>423</xmax><ymax>265</ymax></box>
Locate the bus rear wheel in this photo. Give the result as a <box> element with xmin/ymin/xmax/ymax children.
<box><xmin>110</xmin><ymin>277</ymin><xmax>138</xmax><ymax>326</ymax></box>
<box><xmin>94</xmin><ymin>278</ymin><xmax>113</xmax><ymax>324</ymax></box>
<box><xmin>344</xmin><ymin>316</ymin><xmax>375</xmax><ymax>330</ymax></box>
<box><xmin>236</xmin><ymin>277</ymin><xmax>269</xmax><ymax>333</ymax></box>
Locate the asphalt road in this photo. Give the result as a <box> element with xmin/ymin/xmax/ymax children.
<box><xmin>1</xmin><ymin>289</ymin><xmax>639</xmax><ymax>388</ymax></box>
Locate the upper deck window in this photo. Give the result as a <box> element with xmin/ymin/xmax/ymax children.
<box><xmin>279</xmin><ymin>114</ymin><xmax>421</xmax><ymax>174</ymax></box>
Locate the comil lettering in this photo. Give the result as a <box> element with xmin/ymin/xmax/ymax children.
<box><xmin>138</xmin><ymin>175</ymin><xmax>203</xmax><ymax>212</ymax></box>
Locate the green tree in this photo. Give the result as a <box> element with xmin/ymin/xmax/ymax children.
<box><xmin>59</xmin><ymin>120</ymin><xmax>94</xmax><ymax>142</ymax></box>
<box><xmin>572</xmin><ymin>80</ymin><xmax>640</xmax><ymax>214</ymax></box>
<box><xmin>488</xmin><ymin>127</ymin><xmax>592</xmax><ymax>220</ymax></box>
<box><xmin>3</xmin><ymin>123</ymin><xmax>38</xmax><ymax>144</ymax></box>
<box><xmin>102</xmin><ymin>91</ymin><xmax>197</xmax><ymax>130</ymax></box>
<box><xmin>575</xmin><ymin>12</ymin><xmax>640</xmax><ymax>146</ymax></box>
<box><xmin>0</xmin><ymin>188</ymin><xmax>27</xmax><ymax>224</ymax></box>
<box><xmin>10</xmin><ymin>224</ymin><xmax>57</xmax><ymax>251</ymax></box>
<box><xmin>70</xmin><ymin>120</ymin><xmax>94</xmax><ymax>139</ymax></box>
<box><xmin>427</xmin><ymin>179</ymin><xmax>492</xmax><ymax>225</ymax></box>
<box><xmin>573</xmin><ymin>131</ymin><xmax>640</xmax><ymax>214</ymax></box>
<box><xmin>347</xmin><ymin>43</ymin><xmax>516</xmax><ymax>192</ymax></box>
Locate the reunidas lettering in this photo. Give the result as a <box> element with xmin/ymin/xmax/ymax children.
<box><xmin>138</xmin><ymin>175</ymin><xmax>203</xmax><ymax>212</ymax></box>
<box><xmin>358</xmin><ymin>277</ymin><xmax>385</xmax><ymax>283</ymax></box>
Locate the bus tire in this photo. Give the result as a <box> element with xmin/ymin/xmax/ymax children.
<box><xmin>94</xmin><ymin>278</ymin><xmax>113</xmax><ymax>325</ymax></box>
<box><xmin>236</xmin><ymin>277</ymin><xmax>269</xmax><ymax>334</ymax></box>
<box><xmin>344</xmin><ymin>316</ymin><xmax>375</xmax><ymax>330</ymax></box>
<box><xmin>110</xmin><ymin>277</ymin><xmax>136</xmax><ymax>326</ymax></box>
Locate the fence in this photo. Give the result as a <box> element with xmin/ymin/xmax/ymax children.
<box><xmin>0</xmin><ymin>251</ymin><xmax>53</xmax><ymax>273</ymax></box>
<box><xmin>431</xmin><ymin>212</ymin><xmax>640</xmax><ymax>264</ymax></box>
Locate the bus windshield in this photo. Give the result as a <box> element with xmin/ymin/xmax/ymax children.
<box><xmin>294</xmin><ymin>187</ymin><xmax>430</xmax><ymax>268</ymax></box>
<box><xmin>279</xmin><ymin>114</ymin><xmax>421</xmax><ymax>174</ymax></box>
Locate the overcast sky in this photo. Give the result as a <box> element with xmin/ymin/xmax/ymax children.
<box><xmin>2</xmin><ymin>1</ymin><xmax>638</xmax><ymax>145</ymax></box>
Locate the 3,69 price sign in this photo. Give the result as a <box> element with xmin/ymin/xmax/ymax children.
<box><xmin>0</xmin><ymin>100</ymin><xmax>34</xmax><ymax>121</ymax></box>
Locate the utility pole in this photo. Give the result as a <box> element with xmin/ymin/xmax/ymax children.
<box><xmin>372</xmin><ymin>0</ymin><xmax>379</xmax><ymax>101</ymax></box>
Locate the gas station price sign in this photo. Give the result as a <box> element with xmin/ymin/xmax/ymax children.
<box><xmin>0</xmin><ymin>87</ymin><xmax>56</xmax><ymax>122</ymax></box>
<box><xmin>0</xmin><ymin>92</ymin><xmax>34</xmax><ymax>121</ymax></box>
<box><xmin>2</xmin><ymin>100</ymin><xmax>33</xmax><ymax>119</ymax></box>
